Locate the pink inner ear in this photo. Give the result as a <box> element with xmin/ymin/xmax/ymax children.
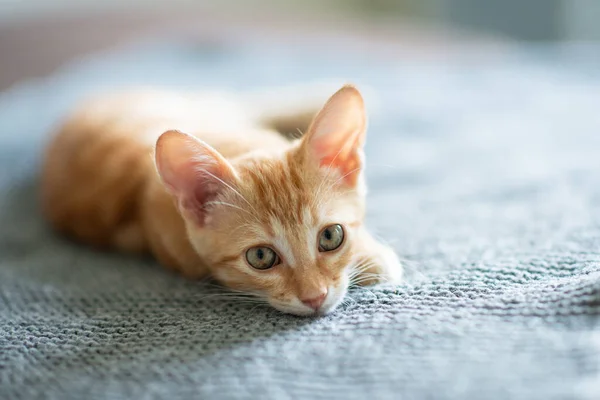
<box><xmin>190</xmin><ymin>174</ymin><xmax>222</xmax><ymax>213</ymax></box>
<box><xmin>173</xmin><ymin>161</ymin><xmax>235</xmax><ymax>227</ymax></box>
<box><xmin>303</xmin><ymin>85</ymin><xmax>367</xmax><ymax>188</ymax></box>
<box><xmin>155</xmin><ymin>130</ymin><xmax>236</xmax><ymax>226</ymax></box>
<box><xmin>311</xmin><ymin>124</ymin><xmax>365</xmax><ymax>187</ymax></box>
<box><xmin>318</xmin><ymin>144</ymin><xmax>363</xmax><ymax>187</ymax></box>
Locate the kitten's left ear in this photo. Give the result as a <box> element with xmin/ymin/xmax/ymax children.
<box><xmin>301</xmin><ymin>84</ymin><xmax>367</xmax><ymax>188</ymax></box>
<box><xmin>154</xmin><ymin>130</ymin><xmax>238</xmax><ymax>226</ymax></box>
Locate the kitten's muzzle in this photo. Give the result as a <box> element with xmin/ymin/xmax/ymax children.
<box><xmin>300</xmin><ymin>290</ymin><xmax>328</xmax><ymax>311</ymax></box>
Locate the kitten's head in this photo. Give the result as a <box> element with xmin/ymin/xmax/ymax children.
<box><xmin>155</xmin><ymin>85</ymin><xmax>369</xmax><ymax>316</ymax></box>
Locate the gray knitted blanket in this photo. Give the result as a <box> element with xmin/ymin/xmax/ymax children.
<box><xmin>1</xmin><ymin>41</ymin><xmax>599</xmax><ymax>400</ymax></box>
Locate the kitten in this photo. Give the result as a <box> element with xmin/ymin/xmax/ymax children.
<box><xmin>42</xmin><ymin>84</ymin><xmax>402</xmax><ymax>316</ymax></box>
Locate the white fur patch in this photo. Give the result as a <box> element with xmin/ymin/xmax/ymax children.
<box><xmin>269</xmin><ymin>217</ymin><xmax>296</xmax><ymax>266</ymax></box>
<box><xmin>269</xmin><ymin>282</ymin><xmax>347</xmax><ymax>316</ymax></box>
<box><xmin>302</xmin><ymin>208</ymin><xmax>318</xmax><ymax>259</ymax></box>
<box><xmin>318</xmin><ymin>203</ymin><xmax>355</xmax><ymax>228</ymax></box>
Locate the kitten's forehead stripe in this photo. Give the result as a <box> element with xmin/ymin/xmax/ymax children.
<box><xmin>236</xmin><ymin>155</ymin><xmax>329</xmax><ymax>271</ymax></box>
<box><xmin>307</xmin><ymin>228</ymin><xmax>317</xmax><ymax>260</ymax></box>
<box><xmin>244</xmin><ymin>157</ymin><xmax>316</xmax><ymax>230</ymax></box>
<box><xmin>269</xmin><ymin>217</ymin><xmax>297</xmax><ymax>266</ymax></box>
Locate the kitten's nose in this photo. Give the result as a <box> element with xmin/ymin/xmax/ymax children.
<box><xmin>300</xmin><ymin>289</ymin><xmax>328</xmax><ymax>311</ymax></box>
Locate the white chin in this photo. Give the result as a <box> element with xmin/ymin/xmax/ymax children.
<box><xmin>269</xmin><ymin>286</ymin><xmax>347</xmax><ymax>317</ymax></box>
<box><xmin>266</xmin><ymin>301</ymin><xmax>314</xmax><ymax>316</ymax></box>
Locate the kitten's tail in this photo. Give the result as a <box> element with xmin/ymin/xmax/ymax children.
<box><xmin>243</xmin><ymin>81</ymin><xmax>379</xmax><ymax>139</ymax></box>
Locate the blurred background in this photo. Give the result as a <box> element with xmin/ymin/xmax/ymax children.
<box><xmin>1</xmin><ymin>0</ymin><xmax>599</xmax><ymax>91</ymax></box>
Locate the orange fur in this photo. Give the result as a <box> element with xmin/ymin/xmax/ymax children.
<box><xmin>41</xmin><ymin>85</ymin><xmax>402</xmax><ymax>316</ymax></box>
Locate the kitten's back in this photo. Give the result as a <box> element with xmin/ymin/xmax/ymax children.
<box><xmin>41</xmin><ymin>89</ymin><xmax>316</xmax><ymax>254</ymax></box>
<box><xmin>41</xmin><ymin>92</ymin><xmax>160</xmax><ymax>252</ymax></box>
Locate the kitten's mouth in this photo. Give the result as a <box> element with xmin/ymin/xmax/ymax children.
<box><xmin>269</xmin><ymin>287</ymin><xmax>346</xmax><ymax>317</ymax></box>
<box><xmin>274</xmin><ymin>305</ymin><xmax>336</xmax><ymax>318</ymax></box>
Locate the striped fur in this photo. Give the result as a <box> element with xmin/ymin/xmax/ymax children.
<box><xmin>42</xmin><ymin>85</ymin><xmax>402</xmax><ymax>316</ymax></box>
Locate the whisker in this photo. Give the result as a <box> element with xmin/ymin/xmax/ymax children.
<box><xmin>347</xmin><ymin>270</ymin><xmax>368</xmax><ymax>282</ymax></box>
<box><xmin>311</xmin><ymin>165</ymin><xmax>364</xmax><ymax>213</ymax></box>
<box><xmin>329</xmin><ymin>167</ymin><xmax>362</xmax><ymax>188</ymax></box>
<box><xmin>196</xmin><ymin>294</ymin><xmax>265</xmax><ymax>303</ymax></box>
<box><xmin>351</xmin><ymin>273</ymin><xmax>382</xmax><ymax>281</ymax></box>
<box><xmin>248</xmin><ymin>304</ymin><xmax>268</xmax><ymax>313</ymax></box>
<box><xmin>340</xmin><ymin>298</ymin><xmax>354</xmax><ymax>309</ymax></box>
<box><xmin>348</xmin><ymin>259</ymin><xmax>379</xmax><ymax>276</ymax></box>
<box><xmin>348</xmin><ymin>269</ymin><xmax>375</xmax><ymax>281</ymax></box>
<box><xmin>203</xmin><ymin>201</ymin><xmax>259</xmax><ymax>222</ymax></box>
<box><xmin>201</xmin><ymin>170</ymin><xmax>259</xmax><ymax>215</ymax></box>
<box><xmin>193</xmin><ymin>284</ymin><xmax>268</xmax><ymax>305</ymax></box>
<box><xmin>350</xmin><ymin>278</ymin><xmax>381</xmax><ymax>286</ymax></box>
<box><xmin>349</xmin><ymin>285</ymin><xmax>379</xmax><ymax>298</ymax></box>
<box><xmin>346</xmin><ymin>256</ymin><xmax>389</xmax><ymax>287</ymax></box>
<box><xmin>347</xmin><ymin>267</ymin><xmax>377</xmax><ymax>282</ymax></box>
<box><xmin>350</xmin><ymin>275</ymin><xmax>380</xmax><ymax>284</ymax></box>
<box><xmin>310</xmin><ymin>143</ymin><xmax>349</xmax><ymax>210</ymax></box>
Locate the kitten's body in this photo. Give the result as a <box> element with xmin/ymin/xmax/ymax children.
<box><xmin>43</xmin><ymin>90</ymin><xmax>293</xmax><ymax>275</ymax></box>
<box><xmin>42</xmin><ymin>85</ymin><xmax>402</xmax><ymax>316</ymax></box>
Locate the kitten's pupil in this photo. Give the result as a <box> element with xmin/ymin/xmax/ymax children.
<box><xmin>246</xmin><ymin>246</ymin><xmax>279</xmax><ymax>270</ymax></box>
<box><xmin>318</xmin><ymin>224</ymin><xmax>344</xmax><ymax>252</ymax></box>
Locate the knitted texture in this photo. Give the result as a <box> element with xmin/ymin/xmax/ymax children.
<box><xmin>1</xmin><ymin>42</ymin><xmax>599</xmax><ymax>400</ymax></box>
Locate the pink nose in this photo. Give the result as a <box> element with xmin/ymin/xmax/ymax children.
<box><xmin>301</xmin><ymin>290</ymin><xmax>328</xmax><ymax>310</ymax></box>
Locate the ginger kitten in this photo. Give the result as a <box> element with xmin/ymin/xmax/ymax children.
<box><xmin>42</xmin><ymin>84</ymin><xmax>402</xmax><ymax>316</ymax></box>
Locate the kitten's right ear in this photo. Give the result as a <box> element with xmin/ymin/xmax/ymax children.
<box><xmin>300</xmin><ymin>84</ymin><xmax>367</xmax><ymax>189</ymax></box>
<box><xmin>155</xmin><ymin>130</ymin><xmax>237</xmax><ymax>226</ymax></box>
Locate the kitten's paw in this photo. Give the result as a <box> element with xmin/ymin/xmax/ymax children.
<box><xmin>375</xmin><ymin>244</ymin><xmax>404</xmax><ymax>285</ymax></box>
<box><xmin>355</xmin><ymin>243</ymin><xmax>403</xmax><ymax>286</ymax></box>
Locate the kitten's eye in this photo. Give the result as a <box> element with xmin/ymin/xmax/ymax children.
<box><xmin>246</xmin><ymin>247</ymin><xmax>280</xmax><ymax>270</ymax></box>
<box><xmin>319</xmin><ymin>224</ymin><xmax>344</xmax><ymax>252</ymax></box>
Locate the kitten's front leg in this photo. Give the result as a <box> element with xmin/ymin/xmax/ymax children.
<box><xmin>350</xmin><ymin>228</ymin><xmax>403</xmax><ymax>286</ymax></box>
